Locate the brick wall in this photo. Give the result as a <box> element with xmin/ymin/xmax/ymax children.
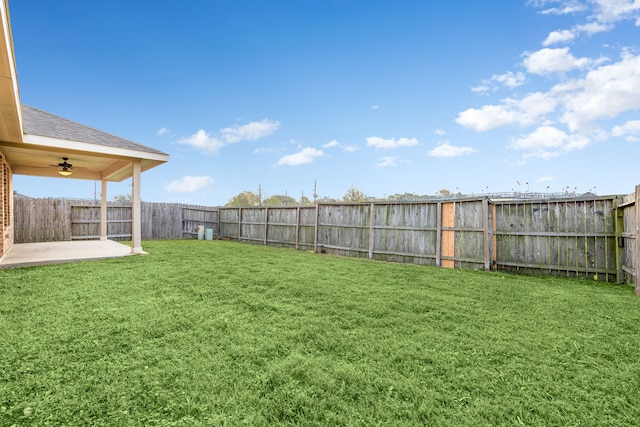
<box><xmin>0</xmin><ymin>150</ymin><xmax>13</xmax><ymax>257</ymax></box>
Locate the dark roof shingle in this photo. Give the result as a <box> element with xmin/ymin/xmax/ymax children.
<box><xmin>22</xmin><ymin>105</ymin><xmax>167</xmax><ymax>156</ymax></box>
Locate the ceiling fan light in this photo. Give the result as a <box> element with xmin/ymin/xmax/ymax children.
<box><xmin>58</xmin><ymin>157</ymin><xmax>73</xmax><ymax>176</ymax></box>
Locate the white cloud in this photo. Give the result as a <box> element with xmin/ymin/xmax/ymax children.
<box><xmin>557</xmin><ymin>51</ymin><xmax>640</xmax><ymax>132</ymax></box>
<box><xmin>456</xmin><ymin>91</ymin><xmax>558</xmax><ymax>131</ymax></box>
<box><xmin>472</xmin><ymin>71</ymin><xmax>526</xmax><ymax>94</ymax></box>
<box><xmin>460</xmin><ymin>51</ymin><xmax>639</xmax><ymax>135</ymax></box>
<box><xmin>593</xmin><ymin>0</ymin><xmax>640</xmax><ymax>24</ymax></box>
<box><xmin>164</xmin><ymin>176</ymin><xmax>214</xmax><ymax>193</ymax></box>
<box><xmin>493</xmin><ymin>71</ymin><xmax>527</xmax><ymax>88</ymax></box>
<box><xmin>178</xmin><ymin>129</ymin><xmax>224</xmax><ymax>154</ymax></box>
<box><xmin>276</xmin><ymin>147</ymin><xmax>323</xmax><ymax>166</ymax></box>
<box><xmin>575</xmin><ymin>21</ymin><xmax>612</xmax><ymax>35</ymax></box>
<box><xmin>157</xmin><ymin>127</ymin><xmax>170</xmax><ymax>136</ymax></box>
<box><xmin>456</xmin><ymin>104</ymin><xmax>518</xmax><ymax>131</ymax></box>
<box><xmin>178</xmin><ymin>119</ymin><xmax>280</xmax><ymax>155</ymax></box>
<box><xmin>510</xmin><ymin>126</ymin><xmax>566</xmax><ymax>150</ymax></box>
<box><xmin>543</xmin><ymin>29</ymin><xmax>576</xmax><ymax>46</ymax></box>
<box><xmin>427</xmin><ymin>141</ymin><xmax>476</xmax><ymax>158</ymax></box>
<box><xmin>509</xmin><ymin>125</ymin><xmax>589</xmax><ymax>159</ymax></box>
<box><xmin>531</xmin><ymin>0</ymin><xmax>639</xmax><ymax>39</ymax></box>
<box><xmin>434</xmin><ymin>129</ymin><xmax>446</xmax><ymax>136</ymax></box>
<box><xmin>366</xmin><ymin>136</ymin><xmax>419</xmax><ymax>150</ymax></box>
<box><xmin>322</xmin><ymin>139</ymin><xmax>359</xmax><ymax>152</ymax></box>
<box><xmin>531</xmin><ymin>1</ymin><xmax>588</xmax><ymax>15</ymax></box>
<box><xmin>221</xmin><ymin>119</ymin><xmax>280</xmax><ymax>143</ymax></box>
<box><xmin>371</xmin><ymin>104</ymin><xmax>379</xmax><ymax>110</ymax></box>
<box><xmin>472</xmin><ymin>84</ymin><xmax>491</xmax><ymax>94</ymax></box>
<box><xmin>612</xmin><ymin>120</ymin><xmax>640</xmax><ymax>142</ymax></box>
<box><xmin>376</xmin><ymin>156</ymin><xmax>398</xmax><ymax>168</ymax></box>
<box><xmin>523</xmin><ymin>47</ymin><xmax>591</xmax><ymax>75</ymax></box>
<box><xmin>323</xmin><ymin>139</ymin><xmax>340</xmax><ymax>148</ymax></box>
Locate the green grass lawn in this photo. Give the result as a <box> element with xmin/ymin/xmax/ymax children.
<box><xmin>1</xmin><ymin>240</ymin><xmax>640</xmax><ymax>426</ymax></box>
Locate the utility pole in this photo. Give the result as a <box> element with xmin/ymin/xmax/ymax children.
<box><xmin>313</xmin><ymin>180</ymin><xmax>318</xmax><ymax>203</ymax></box>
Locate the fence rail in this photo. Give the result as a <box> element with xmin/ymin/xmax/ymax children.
<box><xmin>14</xmin><ymin>188</ymin><xmax>640</xmax><ymax>293</ymax></box>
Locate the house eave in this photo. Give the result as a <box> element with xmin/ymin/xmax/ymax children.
<box><xmin>22</xmin><ymin>133</ymin><xmax>169</xmax><ymax>163</ymax></box>
<box><xmin>3</xmin><ymin>134</ymin><xmax>169</xmax><ymax>182</ymax></box>
<box><xmin>0</xmin><ymin>0</ymin><xmax>23</xmax><ymax>144</ymax></box>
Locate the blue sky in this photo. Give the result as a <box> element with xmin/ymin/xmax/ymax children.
<box><xmin>10</xmin><ymin>0</ymin><xmax>640</xmax><ymax>204</ymax></box>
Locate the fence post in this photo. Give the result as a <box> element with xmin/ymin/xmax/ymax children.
<box><xmin>368</xmin><ymin>203</ymin><xmax>375</xmax><ymax>259</ymax></box>
<box><xmin>314</xmin><ymin>204</ymin><xmax>320</xmax><ymax>253</ymax></box>
<box><xmin>216</xmin><ymin>207</ymin><xmax>220</xmax><ymax>237</ymax></box>
<box><xmin>264</xmin><ymin>207</ymin><xmax>269</xmax><ymax>245</ymax></box>
<box><xmin>635</xmin><ymin>185</ymin><xmax>640</xmax><ymax>295</ymax></box>
<box><xmin>295</xmin><ymin>207</ymin><xmax>300</xmax><ymax>250</ymax></box>
<box><xmin>614</xmin><ymin>198</ymin><xmax>624</xmax><ymax>283</ymax></box>
<box><xmin>482</xmin><ymin>198</ymin><xmax>492</xmax><ymax>270</ymax></box>
<box><xmin>436</xmin><ymin>201</ymin><xmax>442</xmax><ymax>267</ymax></box>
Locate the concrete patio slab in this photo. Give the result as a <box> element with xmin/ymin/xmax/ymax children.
<box><xmin>0</xmin><ymin>240</ymin><xmax>134</xmax><ymax>269</ymax></box>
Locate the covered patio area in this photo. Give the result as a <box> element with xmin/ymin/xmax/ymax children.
<box><xmin>0</xmin><ymin>240</ymin><xmax>133</xmax><ymax>269</ymax></box>
<box><xmin>0</xmin><ymin>0</ymin><xmax>169</xmax><ymax>263</ymax></box>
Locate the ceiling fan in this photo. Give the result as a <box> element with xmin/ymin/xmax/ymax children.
<box><xmin>57</xmin><ymin>157</ymin><xmax>73</xmax><ymax>176</ymax></box>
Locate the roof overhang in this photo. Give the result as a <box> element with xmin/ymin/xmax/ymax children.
<box><xmin>1</xmin><ymin>135</ymin><xmax>168</xmax><ymax>181</ymax></box>
<box><xmin>0</xmin><ymin>0</ymin><xmax>23</xmax><ymax>143</ymax></box>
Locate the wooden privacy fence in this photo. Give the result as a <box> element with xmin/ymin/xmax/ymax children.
<box><xmin>14</xmin><ymin>198</ymin><xmax>219</xmax><ymax>243</ymax></box>
<box><xmin>14</xmin><ymin>188</ymin><xmax>640</xmax><ymax>292</ymax></box>
<box><xmin>219</xmin><ymin>191</ymin><xmax>640</xmax><ymax>288</ymax></box>
<box><xmin>219</xmin><ymin>200</ymin><xmax>495</xmax><ymax>270</ymax></box>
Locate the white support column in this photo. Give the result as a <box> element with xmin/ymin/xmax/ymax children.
<box><xmin>100</xmin><ymin>179</ymin><xmax>108</xmax><ymax>241</ymax></box>
<box><xmin>131</xmin><ymin>160</ymin><xmax>144</xmax><ymax>254</ymax></box>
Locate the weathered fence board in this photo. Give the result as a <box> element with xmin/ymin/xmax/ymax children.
<box><xmin>14</xmin><ymin>198</ymin><xmax>70</xmax><ymax>242</ymax></box>
<box><xmin>14</xmin><ymin>198</ymin><xmax>218</xmax><ymax>243</ymax></box>
<box><xmin>371</xmin><ymin>202</ymin><xmax>438</xmax><ymax>266</ymax></box>
<box><xmin>618</xmin><ymin>186</ymin><xmax>639</xmax><ymax>292</ymax></box>
<box><xmin>181</xmin><ymin>205</ymin><xmax>219</xmax><ymax>239</ymax></box>
<box><xmin>493</xmin><ymin>197</ymin><xmax>619</xmax><ymax>281</ymax></box>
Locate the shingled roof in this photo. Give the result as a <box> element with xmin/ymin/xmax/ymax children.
<box><xmin>22</xmin><ymin>104</ymin><xmax>167</xmax><ymax>156</ymax></box>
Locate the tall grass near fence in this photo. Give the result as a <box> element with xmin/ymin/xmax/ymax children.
<box><xmin>1</xmin><ymin>240</ymin><xmax>640</xmax><ymax>426</ymax></box>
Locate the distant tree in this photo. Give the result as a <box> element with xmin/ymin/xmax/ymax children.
<box><xmin>299</xmin><ymin>194</ymin><xmax>313</xmax><ymax>206</ymax></box>
<box><xmin>317</xmin><ymin>197</ymin><xmax>340</xmax><ymax>203</ymax></box>
<box><xmin>225</xmin><ymin>191</ymin><xmax>261</xmax><ymax>207</ymax></box>
<box><xmin>263</xmin><ymin>195</ymin><xmax>297</xmax><ymax>207</ymax></box>
<box><xmin>112</xmin><ymin>194</ymin><xmax>132</xmax><ymax>202</ymax></box>
<box><xmin>388</xmin><ymin>192</ymin><xmax>421</xmax><ymax>201</ymax></box>
<box><xmin>343</xmin><ymin>185</ymin><xmax>369</xmax><ymax>202</ymax></box>
<box><xmin>437</xmin><ymin>189</ymin><xmax>452</xmax><ymax>196</ymax></box>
